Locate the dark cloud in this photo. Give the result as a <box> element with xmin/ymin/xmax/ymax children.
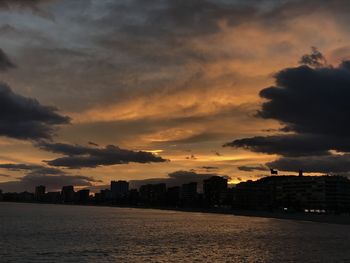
<box><xmin>0</xmin><ymin>174</ymin><xmax>99</xmax><ymax>192</ymax></box>
<box><xmin>0</xmin><ymin>83</ymin><xmax>69</xmax><ymax>140</ymax></box>
<box><xmin>95</xmin><ymin>0</ymin><xmax>350</xmax><ymax>65</ymax></box>
<box><xmin>238</xmin><ymin>164</ymin><xmax>269</xmax><ymax>172</ymax></box>
<box><xmin>264</xmin><ymin>0</ymin><xmax>350</xmax><ymax>22</ymax></box>
<box><xmin>93</xmin><ymin>0</ymin><xmax>261</xmax><ymax>68</ymax></box>
<box><xmin>36</xmin><ymin>142</ymin><xmax>167</xmax><ymax>169</ymax></box>
<box><xmin>103</xmin><ymin>0</ymin><xmax>337</xmax><ymax>42</ymax></box>
<box><xmin>0</xmin><ymin>163</ymin><xmax>43</xmax><ymax>171</ymax></box>
<box><xmin>104</xmin><ymin>0</ymin><xmax>257</xmax><ymax>37</ymax></box>
<box><xmin>130</xmin><ymin>170</ymin><xmax>228</xmax><ymax>189</ymax></box>
<box><xmin>186</xmin><ymin>154</ymin><xmax>197</xmax><ymax>160</ymax></box>
<box><xmin>299</xmin><ymin>47</ymin><xmax>327</xmax><ymax>68</ymax></box>
<box><xmin>157</xmin><ymin>132</ymin><xmax>225</xmax><ymax>145</ymax></box>
<box><xmin>201</xmin><ymin>166</ymin><xmax>219</xmax><ymax>170</ymax></box>
<box><xmin>0</xmin><ymin>163</ymin><xmax>64</xmax><ymax>176</ymax></box>
<box><xmin>267</xmin><ymin>154</ymin><xmax>350</xmax><ymax>174</ymax></box>
<box><xmin>258</xmin><ymin>62</ymin><xmax>350</xmax><ymax>137</ymax></box>
<box><xmin>0</xmin><ymin>161</ymin><xmax>101</xmax><ymax>192</ymax></box>
<box><xmin>213</xmin><ymin>151</ymin><xmax>222</xmax><ymax>156</ymax></box>
<box><xmin>0</xmin><ymin>0</ymin><xmax>319</xmax><ymax>115</ymax></box>
<box><xmin>0</xmin><ymin>48</ymin><xmax>15</xmax><ymax>71</ymax></box>
<box><xmin>226</xmin><ymin>53</ymin><xmax>350</xmax><ymax>173</ymax></box>
<box><xmin>226</xmin><ymin>134</ymin><xmax>350</xmax><ymax>157</ymax></box>
<box><xmin>0</xmin><ymin>0</ymin><xmax>52</xmax><ymax>10</ymax></box>
<box><xmin>2</xmin><ymin>0</ymin><xmax>350</xmax><ymax>112</ymax></box>
<box><xmin>0</xmin><ymin>0</ymin><xmax>56</xmax><ymax>19</ymax></box>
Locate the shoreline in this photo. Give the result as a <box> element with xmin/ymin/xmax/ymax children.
<box><xmin>3</xmin><ymin>201</ymin><xmax>350</xmax><ymax>225</ymax></box>
<box><xmin>134</xmin><ymin>206</ymin><xmax>350</xmax><ymax>225</ymax></box>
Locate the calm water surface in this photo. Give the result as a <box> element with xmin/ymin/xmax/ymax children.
<box><xmin>1</xmin><ymin>202</ymin><xmax>350</xmax><ymax>262</ymax></box>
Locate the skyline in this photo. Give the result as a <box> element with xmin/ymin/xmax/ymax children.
<box><xmin>1</xmin><ymin>0</ymin><xmax>350</xmax><ymax>192</ymax></box>
<box><xmin>3</xmin><ymin>172</ymin><xmax>350</xmax><ymax>218</ymax></box>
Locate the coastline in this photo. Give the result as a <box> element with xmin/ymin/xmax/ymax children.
<box><xmin>3</xmin><ymin>201</ymin><xmax>350</xmax><ymax>225</ymax></box>
<box><xmin>136</xmin><ymin>206</ymin><xmax>350</xmax><ymax>225</ymax></box>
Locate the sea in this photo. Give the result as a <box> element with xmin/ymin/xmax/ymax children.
<box><xmin>0</xmin><ymin>202</ymin><xmax>350</xmax><ymax>262</ymax></box>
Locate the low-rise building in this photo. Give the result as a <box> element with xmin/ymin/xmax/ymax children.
<box><xmin>233</xmin><ymin>175</ymin><xmax>350</xmax><ymax>213</ymax></box>
<box><xmin>45</xmin><ymin>192</ymin><xmax>61</xmax><ymax>203</ymax></box>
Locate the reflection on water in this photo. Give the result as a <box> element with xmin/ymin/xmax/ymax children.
<box><xmin>0</xmin><ymin>202</ymin><xmax>350</xmax><ymax>262</ymax></box>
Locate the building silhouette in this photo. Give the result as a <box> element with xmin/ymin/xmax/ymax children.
<box><xmin>45</xmin><ymin>192</ymin><xmax>61</xmax><ymax>203</ymax></box>
<box><xmin>203</xmin><ymin>176</ymin><xmax>228</xmax><ymax>207</ymax></box>
<box><xmin>166</xmin><ymin>186</ymin><xmax>180</xmax><ymax>207</ymax></box>
<box><xmin>233</xmin><ymin>174</ymin><xmax>350</xmax><ymax>213</ymax></box>
<box><xmin>61</xmin><ymin>185</ymin><xmax>75</xmax><ymax>203</ymax></box>
<box><xmin>77</xmin><ymin>189</ymin><xmax>90</xmax><ymax>203</ymax></box>
<box><xmin>128</xmin><ymin>189</ymin><xmax>139</xmax><ymax>205</ymax></box>
<box><xmin>181</xmin><ymin>182</ymin><xmax>197</xmax><ymax>207</ymax></box>
<box><xmin>3</xmin><ymin>173</ymin><xmax>350</xmax><ymax>214</ymax></box>
<box><xmin>34</xmin><ymin>185</ymin><xmax>46</xmax><ymax>202</ymax></box>
<box><xmin>98</xmin><ymin>189</ymin><xmax>113</xmax><ymax>202</ymax></box>
<box><xmin>3</xmin><ymin>192</ymin><xmax>34</xmax><ymax>202</ymax></box>
<box><xmin>111</xmin><ymin>180</ymin><xmax>129</xmax><ymax>200</ymax></box>
<box><xmin>140</xmin><ymin>183</ymin><xmax>166</xmax><ymax>205</ymax></box>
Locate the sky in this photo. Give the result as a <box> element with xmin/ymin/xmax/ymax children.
<box><xmin>1</xmin><ymin>0</ymin><xmax>350</xmax><ymax>192</ymax></box>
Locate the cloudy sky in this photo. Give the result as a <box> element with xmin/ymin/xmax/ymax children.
<box><xmin>1</xmin><ymin>0</ymin><xmax>350</xmax><ymax>192</ymax></box>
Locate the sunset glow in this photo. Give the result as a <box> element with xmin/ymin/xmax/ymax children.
<box><xmin>0</xmin><ymin>0</ymin><xmax>350</xmax><ymax>193</ymax></box>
